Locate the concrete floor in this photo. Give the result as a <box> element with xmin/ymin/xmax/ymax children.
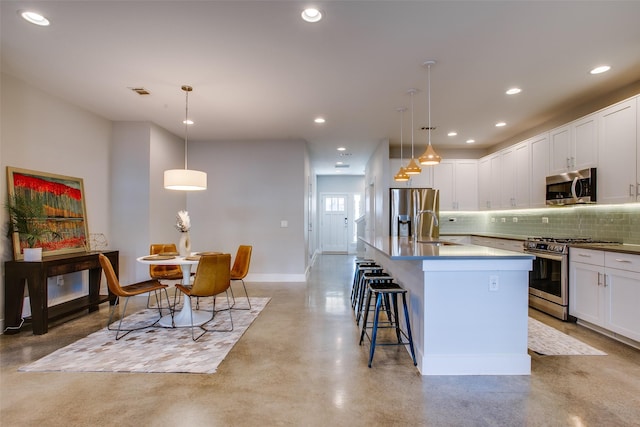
<box><xmin>1</xmin><ymin>254</ymin><xmax>639</xmax><ymax>426</ymax></box>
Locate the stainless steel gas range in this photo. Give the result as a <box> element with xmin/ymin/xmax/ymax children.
<box><xmin>523</xmin><ymin>237</ymin><xmax>615</xmax><ymax>320</ymax></box>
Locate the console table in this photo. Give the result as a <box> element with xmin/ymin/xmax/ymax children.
<box><xmin>4</xmin><ymin>250</ymin><xmax>118</xmax><ymax>335</ymax></box>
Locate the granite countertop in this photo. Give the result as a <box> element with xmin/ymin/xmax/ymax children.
<box><xmin>362</xmin><ymin>236</ymin><xmax>535</xmax><ymax>260</ymax></box>
<box><xmin>569</xmin><ymin>243</ymin><xmax>640</xmax><ymax>255</ymax></box>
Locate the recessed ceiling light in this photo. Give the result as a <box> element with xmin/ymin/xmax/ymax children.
<box><xmin>466</xmin><ymin>139</ymin><xmax>475</xmax><ymax>144</ymax></box>
<box><xmin>495</xmin><ymin>122</ymin><xmax>506</xmax><ymax>127</ymax></box>
<box><xmin>19</xmin><ymin>10</ymin><xmax>50</xmax><ymax>26</ymax></box>
<box><xmin>314</xmin><ymin>117</ymin><xmax>326</xmax><ymax>124</ymax></box>
<box><xmin>447</xmin><ymin>131</ymin><xmax>457</xmax><ymax>137</ymax></box>
<box><xmin>337</xmin><ymin>147</ymin><xmax>346</xmax><ymax>151</ymax></box>
<box><xmin>301</xmin><ymin>8</ymin><xmax>322</xmax><ymax>23</ymax></box>
<box><xmin>182</xmin><ymin>119</ymin><xmax>194</xmax><ymax>125</ymax></box>
<box><xmin>590</xmin><ymin>65</ymin><xmax>611</xmax><ymax>75</ymax></box>
<box><xmin>506</xmin><ymin>88</ymin><xmax>521</xmax><ymax>95</ymax></box>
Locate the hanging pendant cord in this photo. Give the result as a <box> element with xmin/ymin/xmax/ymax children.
<box><xmin>428</xmin><ymin>64</ymin><xmax>432</xmax><ymax>147</ymax></box>
<box><xmin>400</xmin><ymin>109</ymin><xmax>404</xmax><ymax>163</ymax></box>
<box><xmin>410</xmin><ymin>91</ymin><xmax>415</xmax><ymax>158</ymax></box>
<box><xmin>184</xmin><ymin>88</ymin><xmax>189</xmax><ymax>169</ymax></box>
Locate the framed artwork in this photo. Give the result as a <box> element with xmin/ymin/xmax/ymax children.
<box><xmin>6</xmin><ymin>167</ymin><xmax>89</xmax><ymax>260</ymax></box>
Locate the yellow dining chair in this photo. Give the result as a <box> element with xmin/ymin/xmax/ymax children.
<box><xmin>175</xmin><ymin>253</ymin><xmax>233</xmax><ymax>341</ymax></box>
<box><xmin>230</xmin><ymin>245</ymin><xmax>252</xmax><ymax>310</ymax></box>
<box><xmin>99</xmin><ymin>254</ymin><xmax>171</xmax><ymax>340</ymax></box>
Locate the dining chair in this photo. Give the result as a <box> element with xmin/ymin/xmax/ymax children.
<box><xmin>148</xmin><ymin>243</ymin><xmax>184</xmax><ymax>308</ymax></box>
<box><xmin>174</xmin><ymin>253</ymin><xmax>233</xmax><ymax>341</ymax></box>
<box><xmin>230</xmin><ymin>245</ymin><xmax>252</xmax><ymax>310</ymax></box>
<box><xmin>98</xmin><ymin>254</ymin><xmax>172</xmax><ymax>340</ymax></box>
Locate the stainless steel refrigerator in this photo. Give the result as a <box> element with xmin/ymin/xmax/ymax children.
<box><xmin>390</xmin><ymin>188</ymin><xmax>439</xmax><ymax>239</ymax></box>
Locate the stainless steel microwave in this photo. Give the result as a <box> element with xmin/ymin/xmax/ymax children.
<box><xmin>546</xmin><ymin>168</ymin><xmax>597</xmax><ymax>205</ymax></box>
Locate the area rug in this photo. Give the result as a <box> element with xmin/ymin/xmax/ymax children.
<box><xmin>528</xmin><ymin>317</ymin><xmax>607</xmax><ymax>356</ymax></box>
<box><xmin>19</xmin><ymin>297</ymin><xmax>270</xmax><ymax>374</ymax></box>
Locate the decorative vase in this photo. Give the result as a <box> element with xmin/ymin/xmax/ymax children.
<box><xmin>23</xmin><ymin>247</ymin><xmax>42</xmax><ymax>262</ymax></box>
<box><xmin>178</xmin><ymin>232</ymin><xmax>191</xmax><ymax>257</ymax></box>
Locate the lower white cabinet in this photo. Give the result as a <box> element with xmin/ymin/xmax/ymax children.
<box><xmin>569</xmin><ymin>248</ymin><xmax>640</xmax><ymax>342</ymax></box>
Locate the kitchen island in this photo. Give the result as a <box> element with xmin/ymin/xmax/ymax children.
<box><xmin>362</xmin><ymin>236</ymin><xmax>534</xmax><ymax>376</ymax></box>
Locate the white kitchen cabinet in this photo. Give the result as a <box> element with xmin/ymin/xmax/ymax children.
<box><xmin>433</xmin><ymin>159</ymin><xmax>477</xmax><ymax>211</ymax></box>
<box><xmin>549</xmin><ymin>113</ymin><xmax>598</xmax><ymax>175</ymax></box>
<box><xmin>478</xmin><ymin>157</ymin><xmax>490</xmax><ymax>210</ymax></box>
<box><xmin>604</xmin><ymin>252</ymin><xmax>640</xmax><ymax>342</ymax></box>
<box><xmin>501</xmin><ymin>142</ymin><xmax>530</xmax><ymax>209</ymax></box>
<box><xmin>478</xmin><ymin>153</ymin><xmax>501</xmax><ymax>210</ymax></box>
<box><xmin>569</xmin><ymin>248</ymin><xmax>605</xmax><ymax>325</ymax></box>
<box><xmin>570</xmin><ymin>247</ymin><xmax>640</xmax><ymax>343</ymax></box>
<box><xmin>597</xmin><ymin>97</ymin><xmax>638</xmax><ymax>204</ymax></box>
<box><xmin>529</xmin><ymin>132</ymin><xmax>550</xmax><ymax>208</ymax></box>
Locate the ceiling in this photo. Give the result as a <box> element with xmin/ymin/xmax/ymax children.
<box><xmin>2</xmin><ymin>1</ymin><xmax>640</xmax><ymax>176</ymax></box>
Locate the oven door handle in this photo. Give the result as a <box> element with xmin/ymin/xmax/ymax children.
<box><xmin>524</xmin><ymin>250</ymin><xmax>563</xmax><ymax>262</ymax></box>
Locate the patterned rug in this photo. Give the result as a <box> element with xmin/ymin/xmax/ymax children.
<box><xmin>528</xmin><ymin>317</ymin><xmax>607</xmax><ymax>356</ymax></box>
<box><xmin>20</xmin><ymin>297</ymin><xmax>270</xmax><ymax>374</ymax></box>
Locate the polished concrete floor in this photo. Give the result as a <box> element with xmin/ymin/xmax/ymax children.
<box><xmin>1</xmin><ymin>254</ymin><xmax>640</xmax><ymax>426</ymax></box>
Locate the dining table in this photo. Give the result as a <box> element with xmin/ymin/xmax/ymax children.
<box><xmin>136</xmin><ymin>254</ymin><xmax>212</xmax><ymax>328</ymax></box>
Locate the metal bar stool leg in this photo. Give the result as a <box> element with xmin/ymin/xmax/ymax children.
<box><xmin>402</xmin><ymin>292</ymin><xmax>417</xmax><ymax>366</ymax></box>
<box><xmin>368</xmin><ymin>291</ymin><xmax>384</xmax><ymax>368</ymax></box>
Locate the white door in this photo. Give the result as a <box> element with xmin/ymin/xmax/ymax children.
<box><xmin>321</xmin><ymin>194</ymin><xmax>349</xmax><ymax>253</ymax></box>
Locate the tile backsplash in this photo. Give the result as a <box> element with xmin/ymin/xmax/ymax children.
<box><xmin>440</xmin><ymin>203</ymin><xmax>640</xmax><ymax>244</ymax></box>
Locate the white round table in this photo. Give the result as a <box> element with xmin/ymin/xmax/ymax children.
<box><xmin>136</xmin><ymin>255</ymin><xmax>210</xmax><ymax>328</ymax></box>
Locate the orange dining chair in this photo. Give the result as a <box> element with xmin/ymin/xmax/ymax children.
<box><xmin>99</xmin><ymin>254</ymin><xmax>172</xmax><ymax>340</ymax></box>
<box><xmin>147</xmin><ymin>243</ymin><xmax>184</xmax><ymax>308</ymax></box>
<box><xmin>174</xmin><ymin>253</ymin><xmax>233</xmax><ymax>341</ymax></box>
<box><xmin>230</xmin><ymin>245</ymin><xmax>252</xmax><ymax>309</ymax></box>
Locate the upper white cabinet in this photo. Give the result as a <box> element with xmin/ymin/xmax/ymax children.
<box><xmin>501</xmin><ymin>141</ymin><xmax>530</xmax><ymax>209</ymax></box>
<box><xmin>529</xmin><ymin>133</ymin><xmax>550</xmax><ymax>208</ymax></box>
<box><xmin>549</xmin><ymin>113</ymin><xmax>598</xmax><ymax>175</ymax></box>
<box><xmin>597</xmin><ymin>97</ymin><xmax>638</xmax><ymax>204</ymax></box>
<box><xmin>478</xmin><ymin>153</ymin><xmax>501</xmax><ymax>210</ymax></box>
<box><xmin>433</xmin><ymin>159</ymin><xmax>478</xmax><ymax>211</ymax></box>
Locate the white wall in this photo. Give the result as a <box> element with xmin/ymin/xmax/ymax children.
<box><xmin>1</xmin><ymin>73</ymin><xmax>112</xmax><ymax>327</ymax></box>
<box><xmin>186</xmin><ymin>139</ymin><xmax>308</xmax><ymax>281</ymax></box>
<box><xmin>365</xmin><ymin>139</ymin><xmax>391</xmax><ymax>240</ymax></box>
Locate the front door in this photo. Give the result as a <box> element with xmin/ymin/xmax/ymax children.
<box><xmin>321</xmin><ymin>194</ymin><xmax>348</xmax><ymax>253</ymax></box>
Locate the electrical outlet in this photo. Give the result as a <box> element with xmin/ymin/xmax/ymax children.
<box><xmin>542</xmin><ymin>217</ymin><xmax>549</xmax><ymax>224</ymax></box>
<box><xmin>489</xmin><ymin>275</ymin><xmax>499</xmax><ymax>291</ymax></box>
<box><xmin>512</xmin><ymin>217</ymin><xmax>518</xmax><ymax>223</ymax></box>
<box><xmin>500</xmin><ymin>217</ymin><xmax>506</xmax><ymax>223</ymax></box>
<box><xmin>448</xmin><ymin>217</ymin><xmax>457</xmax><ymax>222</ymax></box>
<box><xmin>56</xmin><ymin>275</ymin><xmax>64</xmax><ymax>286</ymax></box>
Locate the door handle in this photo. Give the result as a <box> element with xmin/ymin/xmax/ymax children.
<box><xmin>344</xmin><ymin>217</ymin><xmax>348</xmax><ymax>225</ymax></box>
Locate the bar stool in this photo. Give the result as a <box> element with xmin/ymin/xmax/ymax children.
<box><xmin>359</xmin><ymin>282</ymin><xmax>417</xmax><ymax>368</ymax></box>
<box><xmin>354</xmin><ymin>271</ymin><xmax>393</xmax><ymax>325</ymax></box>
<box><xmin>350</xmin><ymin>262</ymin><xmax>381</xmax><ymax>308</ymax></box>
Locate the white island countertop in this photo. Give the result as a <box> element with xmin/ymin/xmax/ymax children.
<box><xmin>364</xmin><ymin>236</ymin><xmax>535</xmax><ymax>260</ymax></box>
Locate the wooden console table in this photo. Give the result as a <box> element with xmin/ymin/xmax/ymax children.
<box><xmin>4</xmin><ymin>250</ymin><xmax>118</xmax><ymax>335</ymax></box>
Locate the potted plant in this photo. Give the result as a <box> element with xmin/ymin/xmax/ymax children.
<box><xmin>6</xmin><ymin>193</ymin><xmax>60</xmax><ymax>261</ymax></box>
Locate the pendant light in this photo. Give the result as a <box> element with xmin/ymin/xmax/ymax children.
<box><xmin>419</xmin><ymin>60</ymin><xmax>442</xmax><ymax>165</ymax></box>
<box><xmin>404</xmin><ymin>88</ymin><xmax>422</xmax><ymax>175</ymax></box>
<box><xmin>393</xmin><ymin>107</ymin><xmax>410</xmax><ymax>182</ymax></box>
<box><xmin>164</xmin><ymin>85</ymin><xmax>207</xmax><ymax>191</ymax></box>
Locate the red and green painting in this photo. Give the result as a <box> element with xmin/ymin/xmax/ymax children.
<box><xmin>7</xmin><ymin>167</ymin><xmax>89</xmax><ymax>260</ymax></box>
